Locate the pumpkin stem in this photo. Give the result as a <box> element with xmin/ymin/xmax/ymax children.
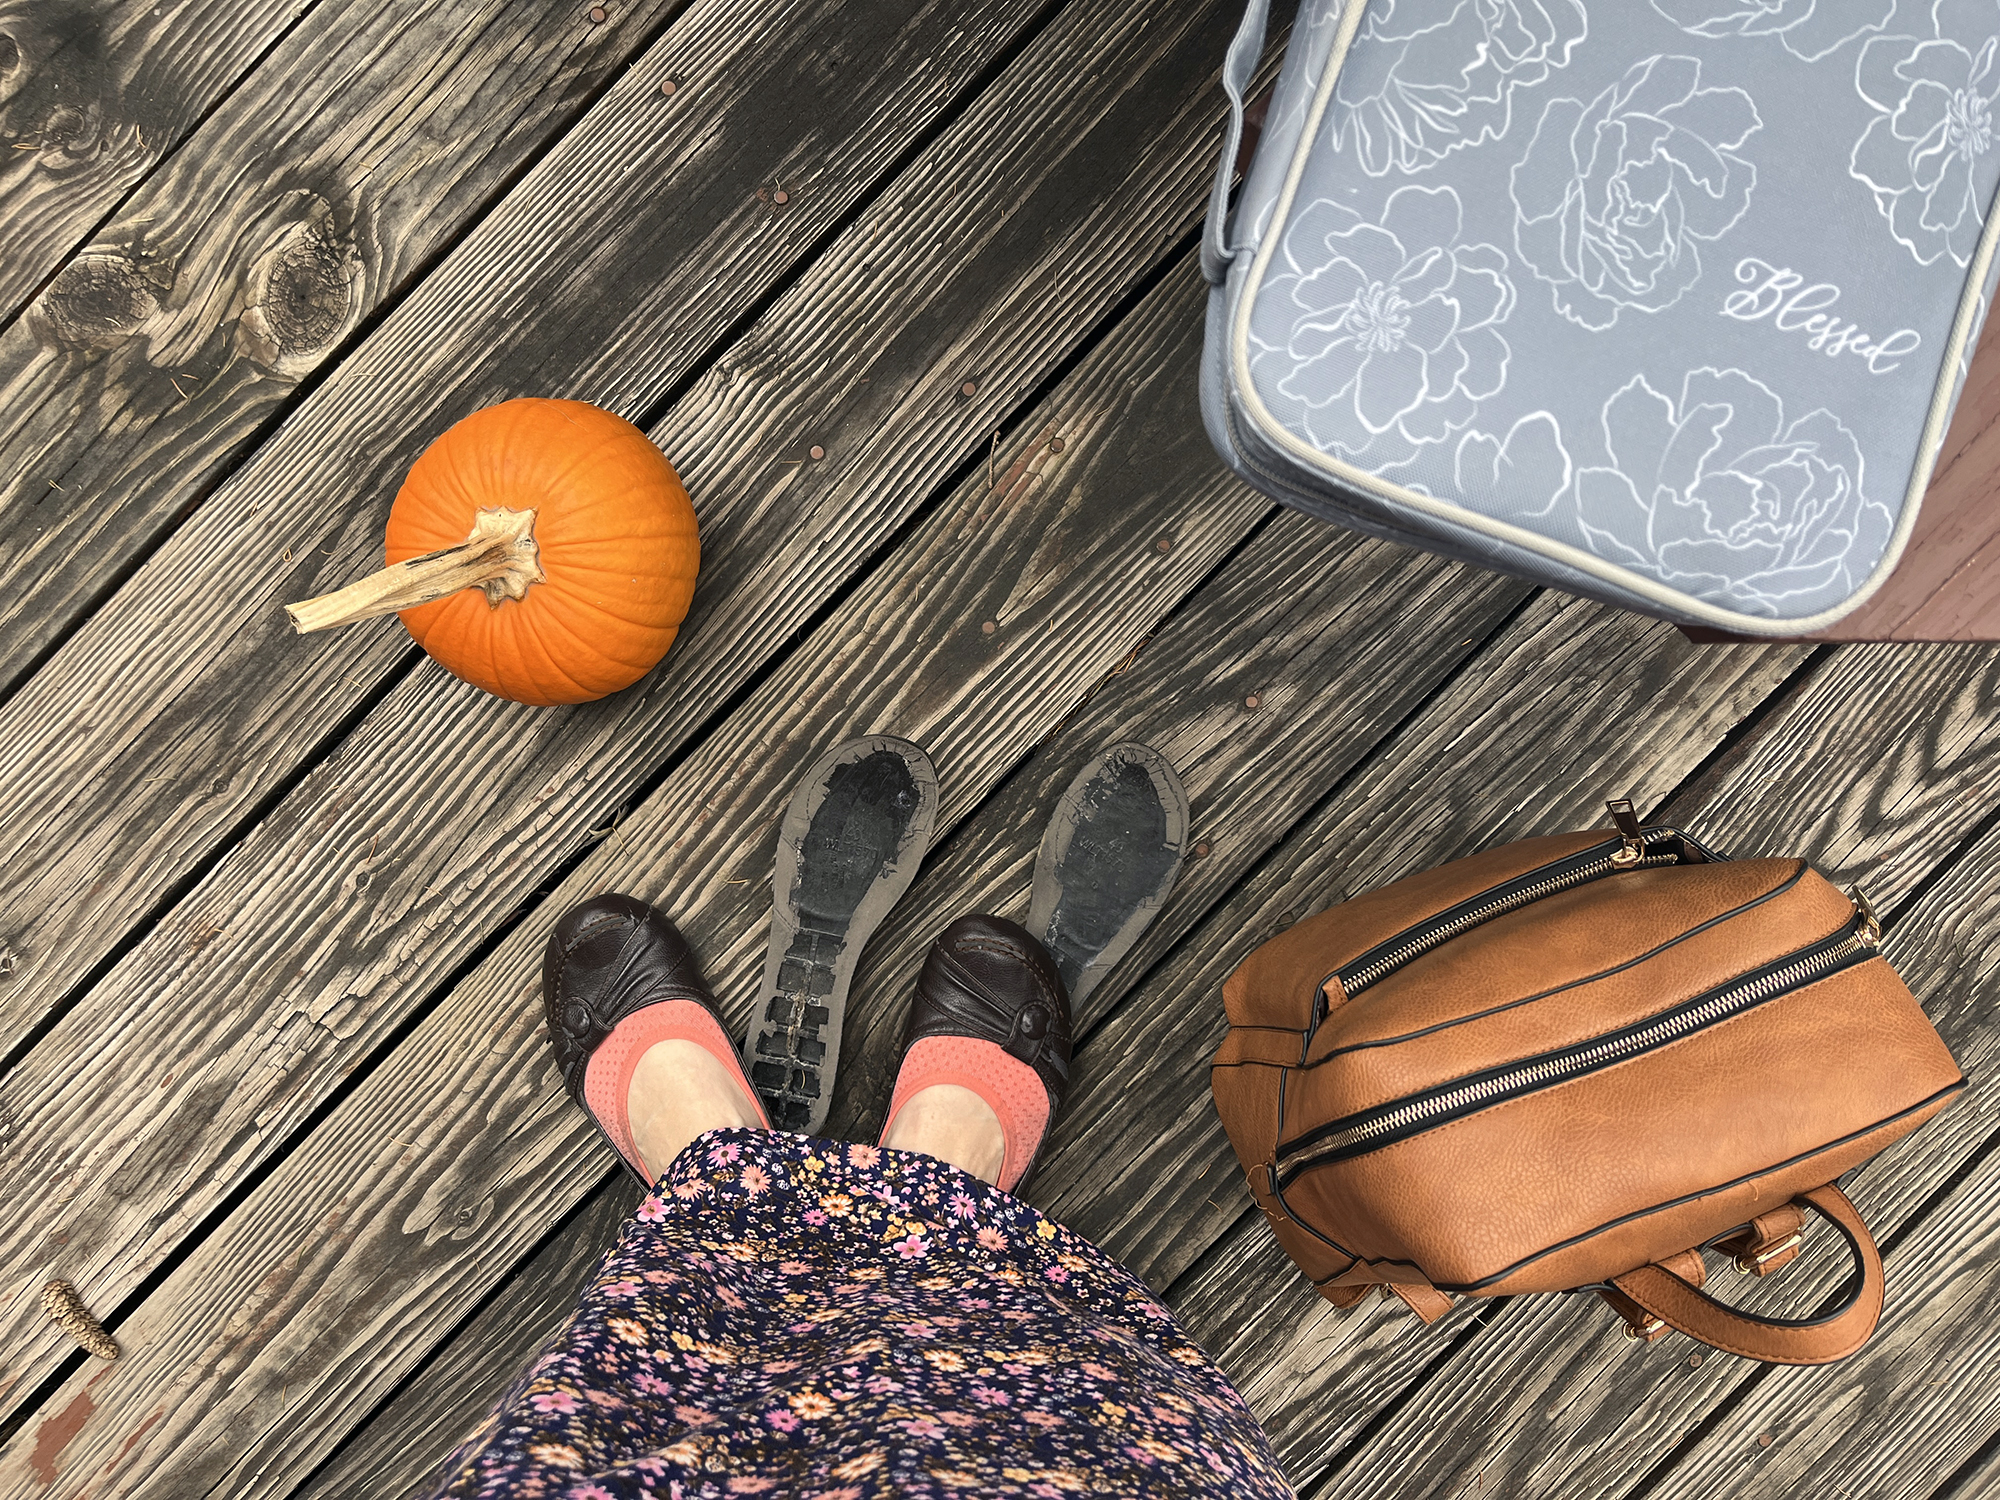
<box><xmin>285</xmin><ymin>507</ymin><xmax>545</xmax><ymax>634</ymax></box>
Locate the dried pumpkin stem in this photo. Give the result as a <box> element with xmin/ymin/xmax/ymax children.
<box><xmin>285</xmin><ymin>506</ymin><xmax>545</xmax><ymax>634</ymax></box>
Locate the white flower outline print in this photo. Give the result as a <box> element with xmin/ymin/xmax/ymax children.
<box><xmin>1453</xmin><ymin>413</ymin><xmax>1573</xmax><ymax>520</ymax></box>
<box><xmin>1648</xmin><ymin>0</ymin><xmax>1894</xmax><ymax>63</ymax></box>
<box><xmin>1250</xmin><ymin>185</ymin><xmax>1515</xmax><ymax>471</ymax></box>
<box><xmin>1850</xmin><ymin>0</ymin><xmax>2000</xmax><ymax>269</ymax></box>
<box><xmin>1574</xmin><ymin>368</ymin><xmax>1894</xmax><ymax>616</ymax></box>
<box><xmin>1511</xmin><ymin>55</ymin><xmax>1761</xmax><ymax>331</ymax></box>
<box><xmin>1330</xmin><ymin>0</ymin><xmax>1587</xmax><ymax>178</ymax></box>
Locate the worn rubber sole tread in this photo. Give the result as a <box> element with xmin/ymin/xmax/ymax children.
<box><xmin>1027</xmin><ymin>741</ymin><xmax>1189</xmax><ymax>1008</ymax></box>
<box><xmin>744</xmin><ymin>735</ymin><xmax>940</xmax><ymax>1132</ymax></box>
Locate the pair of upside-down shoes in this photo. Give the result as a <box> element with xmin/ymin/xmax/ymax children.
<box><xmin>542</xmin><ymin>737</ymin><xmax>1189</xmax><ymax>1195</ymax></box>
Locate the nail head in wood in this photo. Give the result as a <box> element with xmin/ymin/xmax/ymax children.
<box><xmin>961</xmin><ymin>380</ymin><xmax>977</xmax><ymax>397</ymax></box>
<box><xmin>808</xmin><ymin>445</ymin><xmax>825</xmax><ymax>460</ymax></box>
<box><xmin>588</xmin><ymin>5</ymin><xmax>607</xmax><ymax>20</ymax></box>
<box><xmin>980</xmin><ymin>620</ymin><xmax>996</xmax><ymax>634</ymax></box>
<box><xmin>1244</xmin><ymin>693</ymin><xmax>1261</xmax><ymax>709</ymax></box>
<box><xmin>1192</xmin><ymin>840</ymin><xmax>1211</xmax><ymax>858</ymax></box>
<box><xmin>660</xmin><ymin>78</ymin><xmax>678</xmax><ymax>95</ymax></box>
<box><xmin>42</xmin><ymin>1281</ymin><xmax>119</xmax><ymax>1360</ymax></box>
<box><xmin>773</xmin><ymin>189</ymin><xmax>789</xmax><ymax>204</ymax></box>
<box><xmin>1758</xmin><ymin>1434</ymin><xmax>1774</xmax><ymax>1449</ymax></box>
<box><xmin>1688</xmin><ymin>1352</ymin><xmax>1702</xmax><ymax>1367</ymax></box>
<box><xmin>1155</xmin><ymin>535</ymin><xmax>1173</xmax><ymax>553</ymax></box>
<box><xmin>1048</xmin><ymin>436</ymin><xmax>1065</xmax><ymax>452</ymax></box>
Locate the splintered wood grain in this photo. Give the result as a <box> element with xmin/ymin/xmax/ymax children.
<box><xmin>1282</xmin><ymin>646</ymin><xmax>2000</xmax><ymax>1500</ymax></box>
<box><xmin>1170</xmin><ymin>1215</ymin><xmax>1487</xmax><ymax>1480</ymax></box>
<box><xmin>0</xmin><ymin>0</ymin><xmax>1262</xmax><ymax>1427</ymax></box>
<box><xmin>0</xmin><ymin>0</ymin><xmax>314</xmax><ymax>324</ymax></box>
<box><xmin>0</xmin><ymin>0</ymin><xmax>704</xmax><ymax>699</ymax></box>
<box><xmin>1664</xmin><ymin>643</ymin><xmax>2000</xmax><ymax>910</ymax></box>
<box><xmin>0</xmin><ymin>263</ymin><xmax>1276</xmax><ymax>1499</ymax></box>
<box><xmin>0</xmin><ymin>0</ymin><xmax>1058</xmax><ymax>1049</ymax></box>
<box><xmin>292</xmin><ymin>1168</ymin><xmax>638</xmax><ymax>1500</ymax></box>
<box><xmin>1941</xmin><ymin>1437</ymin><xmax>2000</xmax><ymax>1500</ymax></box>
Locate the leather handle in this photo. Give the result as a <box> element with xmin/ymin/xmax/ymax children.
<box><xmin>1608</xmin><ymin>1185</ymin><xmax>1883</xmax><ymax>1365</ymax></box>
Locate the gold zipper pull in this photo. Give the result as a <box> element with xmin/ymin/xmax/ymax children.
<box><xmin>1606</xmin><ymin>798</ymin><xmax>1645</xmax><ymax>867</ymax></box>
<box><xmin>1850</xmin><ymin>886</ymin><xmax>1883</xmax><ymax>946</ymax></box>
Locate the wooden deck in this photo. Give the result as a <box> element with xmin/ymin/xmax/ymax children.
<box><xmin>1</xmin><ymin>0</ymin><xmax>1997</xmax><ymax>1495</ymax></box>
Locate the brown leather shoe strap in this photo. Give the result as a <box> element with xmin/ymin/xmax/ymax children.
<box><xmin>1609</xmin><ymin>1185</ymin><xmax>1882</xmax><ymax>1365</ymax></box>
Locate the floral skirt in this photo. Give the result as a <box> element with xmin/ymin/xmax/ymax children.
<box><xmin>423</xmin><ymin>1129</ymin><xmax>1293</xmax><ymax>1499</ymax></box>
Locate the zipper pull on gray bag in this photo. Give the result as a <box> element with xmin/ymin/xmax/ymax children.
<box><xmin>1201</xmin><ymin>0</ymin><xmax>2000</xmax><ymax>635</ymax></box>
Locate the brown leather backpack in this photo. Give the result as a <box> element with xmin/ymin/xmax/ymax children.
<box><xmin>1210</xmin><ymin>803</ymin><xmax>1966</xmax><ymax>1364</ymax></box>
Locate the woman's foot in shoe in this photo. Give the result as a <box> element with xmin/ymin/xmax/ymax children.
<box><xmin>543</xmin><ymin>893</ymin><xmax>770</xmax><ymax>1184</ymax></box>
<box><xmin>879</xmin><ymin>914</ymin><xmax>1070</xmax><ymax>1193</ymax></box>
<box><xmin>881</xmin><ymin>1083</ymin><xmax>1006</xmax><ymax>1184</ymax></box>
<box><xmin>627</xmin><ymin>1040</ymin><xmax>765</xmax><ymax>1182</ymax></box>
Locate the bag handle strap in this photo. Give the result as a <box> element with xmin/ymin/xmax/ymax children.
<box><xmin>1607</xmin><ymin>1185</ymin><xmax>1883</xmax><ymax>1365</ymax></box>
<box><xmin>1200</xmin><ymin>0</ymin><xmax>1273</xmax><ymax>285</ymax></box>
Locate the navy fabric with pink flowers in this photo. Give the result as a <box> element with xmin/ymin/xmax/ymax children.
<box><xmin>421</xmin><ymin>1128</ymin><xmax>1293</xmax><ymax>1498</ymax></box>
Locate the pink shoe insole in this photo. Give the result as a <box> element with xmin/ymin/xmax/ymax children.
<box><xmin>882</xmin><ymin>1036</ymin><xmax>1050</xmax><ymax>1194</ymax></box>
<box><xmin>582</xmin><ymin>1000</ymin><xmax>770</xmax><ymax>1182</ymax></box>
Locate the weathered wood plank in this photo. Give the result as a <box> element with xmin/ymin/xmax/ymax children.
<box><xmin>0</xmin><ymin>0</ymin><xmax>704</xmax><ymax>699</ymax></box>
<box><xmin>1669</xmin><ymin>643</ymin><xmax>2000</xmax><ymax>911</ymax></box>
<box><xmin>0</xmin><ymin>260</ymin><xmax>1276</xmax><ymax>1500</ymax></box>
<box><xmin>1247</xmin><ymin>650</ymin><xmax>2000</xmax><ymax>1498</ymax></box>
<box><xmin>817</xmin><ymin>516</ymin><xmax>1530</xmax><ymax>1143</ymax></box>
<box><xmin>0</xmin><ymin>0</ymin><xmax>1264</xmax><ymax>1422</ymax></box>
<box><xmin>0</xmin><ymin>0</ymin><xmax>1062</xmax><ymax>1049</ymax></box>
<box><xmin>291</xmin><ymin>1168</ymin><xmax>638</xmax><ymax>1500</ymax></box>
<box><xmin>0</xmin><ymin>0</ymin><xmax>313</xmax><ymax>325</ymax></box>
<box><xmin>1941</xmin><ymin>1435</ymin><xmax>2000</xmax><ymax>1500</ymax></box>
<box><xmin>1647</xmin><ymin>1138</ymin><xmax>2000</xmax><ymax>1500</ymax></box>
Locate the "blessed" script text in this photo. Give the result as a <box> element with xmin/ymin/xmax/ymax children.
<box><xmin>1721</xmin><ymin>258</ymin><xmax>1921</xmax><ymax>374</ymax></box>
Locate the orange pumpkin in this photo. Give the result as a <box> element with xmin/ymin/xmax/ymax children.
<box><xmin>287</xmin><ymin>398</ymin><xmax>698</xmax><ymax>705</ymax></box>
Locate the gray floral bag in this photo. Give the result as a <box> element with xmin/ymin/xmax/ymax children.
<box><xmin>1201</xmin><ymin>0</ymin><xmax>2000</xmax><ymax>634</ymax></box>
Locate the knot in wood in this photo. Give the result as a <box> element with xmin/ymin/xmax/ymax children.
<box><xmin>252</xmin><ymin>217</ymin><xmax>357</xmax><ymax>357</ymax></box>
<box><xmin>239</xmin><ymin>201</ymin><xmax>361</xmax><ymax>366</ymax></box>
<box><xmin>3</xmin><ymin>12</ymin><xmax>114</xmax><ymax>164</ymax></box>
<box><xmin>41</xmin><ymin>253</ymin><xmax>161</xmax><ymax>346</ymax></box>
